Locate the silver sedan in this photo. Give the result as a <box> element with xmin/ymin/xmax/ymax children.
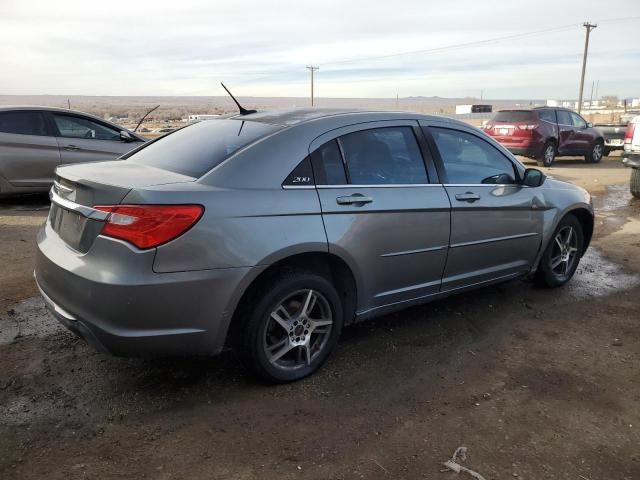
<box><xmin>35</xmin><ymin>109</ymin><xmax>593</xmax><ymax>382</ymax></box>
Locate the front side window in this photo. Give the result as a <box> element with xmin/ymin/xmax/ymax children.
<box><xmin>338</xmin><ymin>127</ymin><xmax>427</xmax><ymax>185</ymax></box>
<box><xmin>556</xmin><ymin>110</ymin><xmax>573</xmax><ymax>126</ymax></box>
<box><xmin>53</xmin><ymin>114</ymin><xmax>121</xmax><ymax>140</ymax></box>
<box><xmin>0</xmin><ymin>111</ymin><xmax>48</xmax><ymax>136</ymax></box>
<box><xmin>430</xmin><ymin>127</ymin><xmax>517</xmax><ymax>185</ymax></box>
<box><xmin>570</xmin><ymin>113</ymin><xmax>587</xmax><ymax>129</ymax></box>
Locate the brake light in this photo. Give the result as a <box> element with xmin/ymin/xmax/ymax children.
<box><xmin>624</xmin><ymin>123</ymin><xmax>636</xmax><ymax>144</ymax></box>
<box><xmin>94</xmin><ymin>204</ymin><xmax>204</xmax><ymax>249</ymax></box>
<box><xmin>517</xmin><ymin>124</ymin><xmax>538</xmax><ymax>130</ymax></box>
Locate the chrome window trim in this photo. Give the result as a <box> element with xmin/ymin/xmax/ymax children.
<box><xmin>316</xmin><ymin>183</ymin><xmax>440</xmax><ymax>189</ymax></box>
<box><xmin>286</xmin><ymin>183</ymin><xmax>529</xmax><ymax>189</ymax></box>
<box><xmin>49</xmin><ymin>188</ymin><xmax>110</xmax><ymax>221</ymax></box>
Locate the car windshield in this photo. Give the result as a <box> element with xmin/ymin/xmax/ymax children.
<box><xmin>128</xmin><ymin>119</ymin><xmax>282</xmax><ymax>178</ymax></box>
<box><xmin>492</xmin><ymin>111</ymin><xmax>536</xmax><ymax>123</ymax></box>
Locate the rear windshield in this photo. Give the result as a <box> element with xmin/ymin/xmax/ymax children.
<box><xmin>128</xmin><ymin>119</ymin><xmax>282</xmax><ymax>178</ymax></box>
<box><xmin>492</xmin><ymin>111</ymin><xmax>536</xmax><ymax>122</ymax></box>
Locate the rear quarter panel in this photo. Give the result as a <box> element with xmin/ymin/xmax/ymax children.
<box><xmin>121</xmin><ymin>185</ymin><xmax>327</xmax><ymax>272</ymax></box>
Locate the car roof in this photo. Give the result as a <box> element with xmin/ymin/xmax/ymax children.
<box><xmin>230</xmin><ymin>107</ymin><xmax>465</xmax><ymax>128</ymax></box>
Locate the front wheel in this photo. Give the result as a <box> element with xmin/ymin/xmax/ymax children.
<box><xmin>238</xmin><ymin>270</ymin><xmax>343</xmax><ymax>383</ymax></box>
<box><xmin>585</xmin><ymin>141</ymin><xmax>604</xmax><ymax>163</ymax></box>
<box><xmin>631</xmin><ymin>168</ymin><xmax>640</xmax><ymax>199</ymax></box>
<box><xmin>535</xmin><ymin>215</ymin><xmax>584</xmax><ymax>288</ymax></box>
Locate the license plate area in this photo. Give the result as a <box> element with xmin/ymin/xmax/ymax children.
<box><xmin>49</xmin><ymin>203</ymin><xmax>104</xmax><ymax>253</ymax></box>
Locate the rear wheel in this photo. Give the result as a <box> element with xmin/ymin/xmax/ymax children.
<box><xmin>535</xmin><ymin>215</ymin><xmax>584</xmax><ymax>288</ymax></box>
<box><xmin>585</xmin><ymin>141</ymin><xmax>604</xmax><ymax>163</ymax></box>
<box><xmin>537</xmin><ymin>141</ymin><xmax>556</xmax><ymax>167</ymax></box>
<box><xmin>237</xmin><ymin>270</ymin><xmax>343</xmax><ymax>383</ymax></box>
<box><xmin>631</xmin><ymin>168</ymin><xmax>640</xmax><ymax>199</ymax></box>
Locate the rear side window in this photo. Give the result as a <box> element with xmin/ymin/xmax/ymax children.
<box><xmin>430</xmin><ymin>127</ymin><xmax>516</xmax><ymax>184</ymax></box>
<box><xmin>310</xmin><ymin>139</ymin><xmax>347</xmax><ymax>185</ymax></box>
<box><xmin>537</xmin><ymin>109</ymin><xmax>556</xmax><ymax>123</ymax></box>
<box><xmin>129</xmin><ymin>119</ymin><xmax>282</xmax><ymax>178</ymax></box>
<box><xmin>339</xmin><ymin>127</ymin><xmax>428</xmax><ymax>185</ymax></box>
<box><xmin>492</xmin><ymin>111</ymin><xmax>536</xmax><ymax>123</ymax></box>
<box><xmin>0</xmin><ymin>111</ymin><xmax>48</xmax><ymax>136</ymax></box>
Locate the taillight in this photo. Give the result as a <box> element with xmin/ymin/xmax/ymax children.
<box><xmin>624</xmin><ymin>123</ymin><xmax>636</xmax><ymax>144</ymax></box>
<box><xmin>94</xmin><ymin>204</ymin><xmax>204</xmax><ymax>249</ymax></box>
<box><xmin>517</xmin><ymin>124</ymin><xmax>538</xmax><ymax>130</ymax></box>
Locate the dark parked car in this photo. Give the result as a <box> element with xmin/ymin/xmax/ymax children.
<box><xmin>35</xmin><ymin>109</ymin><xmax>594</xmax><ymax>382</ymax></box>
<box><xmin>0</xmin><ymin>106</ymin><xmax>145</xmax><ymax>196</ymax></box>
<box><xmin>484</xmin><ymin>107</ymin><xmax>605</xmax><ymax>167</ymax></box>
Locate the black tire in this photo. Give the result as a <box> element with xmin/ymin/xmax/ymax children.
<box><xmin>237</xmin><ymin>270</ymin><xmax>343</xmax><ymax>383</ymax></box>
<box><xmin>631</xmin><ymin>168</ymin><xmax>640</xmax><ymax>199</ymax></box>
<box><xmin>537</xmin><ymin>141</ymin><xmax>556</xmax><ymax>167</ymax></box>
<box><xmin>585</xmin><ymin>140</ymin><xmax>604</xmax><ymax>163</ymax></box>
<box><xmin>535</xmin><ymin>215</ymin><xmax>584</xmax><ymax>288</ymax></box>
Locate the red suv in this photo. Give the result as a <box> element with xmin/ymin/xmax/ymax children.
<box><xmin>484</xmin><ymin>107</ymin><xmax>605</xmax><ymax>166</ymax></box>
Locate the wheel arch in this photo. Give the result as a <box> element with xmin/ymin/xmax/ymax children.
<box><xmin>225</xmin><ymin>251</ymin><xmax>359</xmax><ymax>349</ymax></box>
<box><xmin>568</xmin><ymin>207</ymin><xmax>594</xmax><ymax>255</ymax></box>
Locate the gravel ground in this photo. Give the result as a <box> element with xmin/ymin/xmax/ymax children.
<box><xmin>1</xmin><ymin>156</ymin><xmax>639</xmax><ymax>479</ymax></box>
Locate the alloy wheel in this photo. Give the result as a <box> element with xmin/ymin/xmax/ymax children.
<box><xmin>544</xmin><ymin>145</ymin><xmax>555</xmax><ymax>165</ymax></box>
<box><xmin>263</xmin><ymin>289</ymin><xmax>333</xmax><ymax>370</ymax></box>
<box><xmin>550</xmin><ymin>225</ymin><xmax>579</xmax><ymax>277</ymax></box>
<box><xmin>592</xmin><ymin>143</ymin><xmax>603</xmax><ymax>162</ymax></box>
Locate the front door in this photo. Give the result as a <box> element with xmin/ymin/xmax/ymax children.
<box><xmin>0</xmin><ymin>110</ymin><xmax>60</xmax><ymax>187</ymax></box>
<box><xmin>310</xmin><ymin>121</ymin><xmax>450</xmax><ymax>315</ymax></box>
<box><xmin>424</xmin><ymin>124</ymin><xmax>544</xmax><ymax>291</ymax></box>
<box><xmin>50</xmin><ymin>113</ymin><xmax>139</xmax><ymax>165</ymax></box>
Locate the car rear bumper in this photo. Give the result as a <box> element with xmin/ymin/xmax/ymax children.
<box><xmin>35</xmin><ymin>222</ymin><xmax>259</xmax><ymax>357</ymax></box>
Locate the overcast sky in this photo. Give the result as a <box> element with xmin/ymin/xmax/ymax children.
<box><xmin>0</xmin><ymin>0</ymin><xmax>638</xmax><ymax>99</ymax></box>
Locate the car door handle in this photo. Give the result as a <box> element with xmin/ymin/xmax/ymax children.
<box><xmin>63</xmin><ymin>145</ymin><xmax>81</xmax><ymax>151</ymax></box>
<box><xmin>336</xmin><ymin>194</ymin><xmax>373</xmax><ymax>206</ymax></box>
<box><xmin>455</xmin><ymin>192</ymin><xmax>481</xmax><ymax>202</ymax></box>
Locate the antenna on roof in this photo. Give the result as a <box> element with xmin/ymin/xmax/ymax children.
<box><xmin>221</xmin><ymin>83</ymin><xmax>256</xmax><ymax>115</ymax></box>
<box><xmin>134</xmin><ymin>105</ymin><xmax>160</xmax><ymax>133</ymax></box>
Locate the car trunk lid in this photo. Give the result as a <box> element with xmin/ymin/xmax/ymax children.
<box><xmin>49</xmin><ymin>161</ymin><xmax>194</xmax><ymax>252</ymax></box>
<box><xmin>485</xmin><ymin>110</ymin><xmax>538</xmax><ymax>140</ymax></box>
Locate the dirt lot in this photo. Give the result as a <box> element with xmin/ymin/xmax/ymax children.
<box><xmin>1</xmin><ymin>155</ymin><xmax>639</xmax><ymax>480</ymax></box>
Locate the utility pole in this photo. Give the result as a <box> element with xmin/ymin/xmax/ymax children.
<box><xmin>588</xmin><ymin>80</ymin><xmax>595</xmax><ymax>109</ymax></box>
<box><xmin>594</xmin><ymin>80</ymin><xmax>599</xmax><ymax>103</ymax></box>
<box><xmin>396</xmin><ymin>92</ymin><xmax>399</xmax><ymax>110</ymax></box>
<box><xmin>577</xmin><ymin>22</ymin><xmax>597</xmax><ymax>114</ymax></box>
<box><xmin>306</xmin><ymin>65</ymin><xmax>319</xmax><ymax>107</ymax></box>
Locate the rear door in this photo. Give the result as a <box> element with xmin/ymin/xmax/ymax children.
<box><xmin>50</xmin><ymin>112</ymin><xmax>140</xmax><ymax>165</ymax></box>
<box><xmin>556</xmin><ymin>110</ymin><xmax>578</xmax><ymax>154</ymax></box>
<box><xmin>311</xmin><ymin>121</ymin><xmax>451</xmax><ymax>315</ymax></box>
<box><xmin>0</xmin><ymin>110</ymin><xmax>61</xmax><ymax>187</ymax></box>
<box><xmin>423</xmin><ymin>123</ymin><xmax>543</xmax><ymax>291</ymax></box>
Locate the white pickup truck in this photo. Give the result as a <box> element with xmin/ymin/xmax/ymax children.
<box><xmin>622</xmin><ymin>115</ymin><xmax>640</xmax><ymax>198</ymax></box>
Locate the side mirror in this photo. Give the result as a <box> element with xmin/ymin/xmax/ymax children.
<box><xmin>587</xmin><ymin>122</ymin><xmax>593</xmax><ymax>128</ymax></box>
<box><xmin>522</xmin><ymin>168</ymin><xmax>546</xmax><ymax>188</ymax></box>
<box><xmin>120</xmin><ymin>130</ymin><xmax>135</xmax><ymax>142</ymax></box>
